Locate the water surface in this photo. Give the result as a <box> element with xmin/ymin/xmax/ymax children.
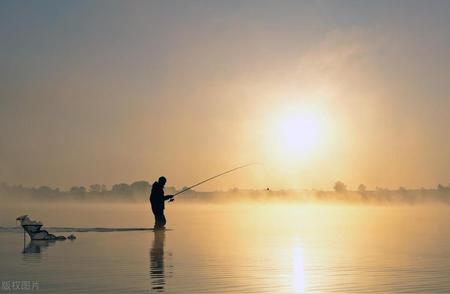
<box><xmin>1</xmin><ymin>201</ymin><xmax>449</xmax><ymax>293</ymax></box>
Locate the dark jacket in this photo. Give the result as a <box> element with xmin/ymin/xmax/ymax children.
<box><xmin>150</xmin><ymin>181</ymin><xmax>170</xmax><ymax>210</ymax></box>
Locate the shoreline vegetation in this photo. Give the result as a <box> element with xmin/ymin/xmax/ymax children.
<box><xmin>1</xmin><ymin>181</ymin><xmax>449</xmax><ymax>205</ymax></box>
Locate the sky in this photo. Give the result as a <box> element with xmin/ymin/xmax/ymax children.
<box><xmin>1</xmin><ymin>0</ymin><xmax>450</xmax><ymax>190</ymax></box>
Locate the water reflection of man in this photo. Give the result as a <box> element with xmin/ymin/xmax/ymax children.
<box><xmin>150</xmin><ymin>230</ymin><xmax>165</xmax><ymax>292</ymax></box>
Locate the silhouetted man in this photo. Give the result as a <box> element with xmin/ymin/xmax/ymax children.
<box><xmin>150</xmin><ymin>176</ymin><xmax>173</xmax><ymax>230</ymax></box>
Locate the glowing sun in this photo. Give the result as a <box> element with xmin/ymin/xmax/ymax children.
<box><xmin>278</xmin><ymin>113</ymin><xmax>320</xmax><ymax>154</ymax></box>
<box><xmin>264</xmin><ymin>105</ymin><xmax>328</xmax><ymax>165</ymax></box>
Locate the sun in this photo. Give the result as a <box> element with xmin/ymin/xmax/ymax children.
<box><xmin>264</xmin><ymin>104</ymin><xmax>328</xmax><ymax>165</ymax></box>
<box><xmin>278</xmin><ymin>113</ymin><xmax>320</xmax><ymax>155</ymax></box>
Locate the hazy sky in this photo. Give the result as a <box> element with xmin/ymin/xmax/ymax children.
<box><xmin>1</xmin><ymin>1</ymin><xmax>450</xmax><ymax>190</ymax></box>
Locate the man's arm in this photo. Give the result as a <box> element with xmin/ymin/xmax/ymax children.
<box><xmin>164</xmin><ymin>195</ymin><xmax>174</xmax><ymax>201</ymax></box>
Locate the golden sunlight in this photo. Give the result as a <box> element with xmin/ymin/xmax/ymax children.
<box><xmin>278</xmin><ymin>113</ymin><xmax>320</xmax><ymax>155</ymax></box>
<box><xmin>264</xmin><ymin>103</ymin><xmax>330</xmax><ymax>166</ymax></box>
<box><xmin>292</xmin><ymin>246</ymin><xmax>306</xmax><ymax>293</ymax></box>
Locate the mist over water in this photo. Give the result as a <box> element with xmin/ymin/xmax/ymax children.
<box><xmin>2</xmin><ymin>182</ymin><xmax>450</xmax><ymax>206</ymax></box>
<box><xmin>1</xmin><ymin>199</ymin><xmax>449</xmax><ymax>293</ymax></box>
<box><xmin>2</xmin><ymin>1</ymin><xmax>450</xmax><ymax>292</ymax></box>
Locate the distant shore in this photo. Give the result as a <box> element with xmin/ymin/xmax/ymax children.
<box><xmin>1</xmin><ymin>182</ymin><xmax>449</xmax><ymax>205</ymax></box>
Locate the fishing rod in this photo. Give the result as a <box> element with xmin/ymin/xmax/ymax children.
<box><xmin>168</xmin><ymin>163</ymin><xmax>255</xmax><ymax>202</ymax></box>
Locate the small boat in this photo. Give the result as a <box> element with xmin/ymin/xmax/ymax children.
<box><xmin>16</xmin><ymin>215</ymin><xmax>68</xmax><ymax>241</ymax></box>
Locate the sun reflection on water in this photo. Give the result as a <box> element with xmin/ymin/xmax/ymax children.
<box><xmin>292</xmin><ymin>246</ymin><xmax>306</xmax><ymax>293</ymax></box>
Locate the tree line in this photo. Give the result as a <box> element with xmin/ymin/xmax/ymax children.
<box><xmin>1</xmin><ymin>181</ymin><xmax>449</xmax><ymax>204</ymax></box>
<box><xmin>0</xmin><ymin>181</ymin><xmax>176</xmax><ymax>201</ymax></box>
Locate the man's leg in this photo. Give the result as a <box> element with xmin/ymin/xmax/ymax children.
<box><xmin>160</xmin><ymin>212</ymin><xmax>166</xmax><ymax>228</ymax></box>
<box><xmin>152</xmin><ymin>207</ymin><xmax>160</xmax><ymax>229</ymax></box>
<box><xmin>154</xmin><ymin>209</ymin><xmax>165</xmax><ymax>229</ymax></box>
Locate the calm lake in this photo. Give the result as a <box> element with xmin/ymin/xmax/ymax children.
<box><xmin>1</xmin><ymin>201</ymin><xmax>449</xmax><ymax>293</ymax></box>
